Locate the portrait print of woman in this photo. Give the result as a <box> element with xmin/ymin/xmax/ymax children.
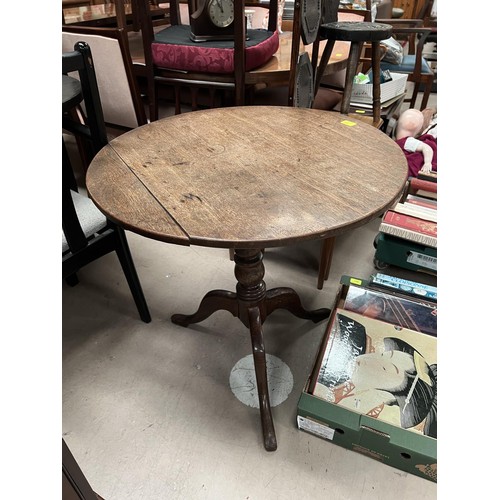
<box><xmin>313</xmin><ymin>310</ymin><xmax>437</xmax><ymax>439</ymax></box>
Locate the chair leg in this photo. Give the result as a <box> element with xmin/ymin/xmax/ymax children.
<box><xmin>409</xmin><ymin>80</ymin><xmax>420</xmax><ymax>109</ymax></box>
<box><xmin>317</xmin><ymin>237</ymin><xmax>335</xmax><ymax>290</ymax></box>
<box><xmin>420</xmin><ymin>80</ymin><xmax>433</xmax><ymax>110</ymax></box>
<box><xmin>371</xmin><ymin>41</ymin><xmax>381</xmax><ymax>126</ymax></box>
<box><xmin>324</xmin><ymin>238</ymin><xmax>335</xmax><ymax>282</ymax></box>
<box><xmin>114</xmin><ymin>226</ymin><xmax>152</xmax><ymax>323</ymax></box>
<box><xmin>148</xmin><ymin>77</ymin><xmax>159</xmax><ymax>122</ymax></box>
<box><xmin>65</xmin><ymin>273</ymin><xmax>79</xmax><ymax>287</ymax></box>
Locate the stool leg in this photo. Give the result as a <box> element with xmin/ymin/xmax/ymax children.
<box><xmin>371</xmin><ymin>40</ymin><xmax>381</xmax><ymax>126</ymax></box>
<box><xmin>340</xmin><ymin>41</ymin><xmax>362</xmax><ymax>115</ymax></box>
<box><xmin>314</xmin><ymin>39</ymin><xmax>336</xmax><ymax>97</ymax></box>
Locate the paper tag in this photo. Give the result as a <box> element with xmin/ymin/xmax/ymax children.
<box><xmin>341</xmin><ymin>120</ymin><xmax>356</xmax><ymax>127</ymax></box>
<box><xmin>407</xmin><ymin>251</ymin><xmax>437</xmax><ymax>271</ymax></box>
<box><xmin>297</xmin><ymin>415</ymin><xmax>335</xmax><ymax>441</ymax></box>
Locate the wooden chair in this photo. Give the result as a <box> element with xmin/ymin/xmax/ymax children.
<box><xmin>135</xmin><ymin>0</ymin><xmax>280</xmax><ymax>119</ymax></box>
<box><xmin>62</xmin><ymin>25</ymin><xmax>148</xmax><ymax>130</ymax></box>
<box><xmin>63</xmin><ymin>41</ymin><xmax>151</xmax><ymax>323</ymax></box>
<box><xmin>286</xmin><ymin>1</ymin><xmax>392</xmax><ymax>289</ymax></box>
<box><xmin>375</xmin><ymin>17</ymin><xmax>435</xmax><ymax>109</ymax></box>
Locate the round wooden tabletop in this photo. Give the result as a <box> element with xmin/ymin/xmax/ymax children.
<box><xmin>86</xmin><ymin>106</ymin><xmax>408</xmax><ymax>249</ymax></box>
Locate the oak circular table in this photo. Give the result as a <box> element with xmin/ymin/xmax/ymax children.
<box><xmin>86</xmin><ymin>106</ymin><xmax>408</xmax><ymax>451</ymax></box>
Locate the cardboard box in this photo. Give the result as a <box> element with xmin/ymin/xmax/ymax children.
<box><xmin>297</xmin><ymin>278</ymin><xmax>437</xmax><ymax>482</ymax></box>
<box><xmin>351</xmin><ymin>72</ymin><xmax>408</xmax><ymax>104</ymax></box>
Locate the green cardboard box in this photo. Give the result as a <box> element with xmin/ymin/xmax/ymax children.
<box><xmin>297</xmin><ymin>281</ymin><xmax>437</xmax><ymax>482</ymax></box>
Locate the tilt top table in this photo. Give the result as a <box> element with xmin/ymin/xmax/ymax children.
<box><xmin>86</xmin><ymin>106</ymin><xmax>408</xmax><ymax>451</ymax></box>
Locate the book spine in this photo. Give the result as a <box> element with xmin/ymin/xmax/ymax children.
<box><xmin>409</xmin><ymin>177</ymin><xmax>438</xmax><ymax>193</ymax></box>
<box><xmin>400</xmin><ymin>202</ymin><xmax>437</xmax><ymax>216</ymax></box>
<box><xmin>415</xmin><ymin>189</ymin><xmax>438</xmax><ymax>200</ymax></box>
<box><xmin>394</xmin><ymin>203</ymin><xmax>437</xmax><ymax>223</ymax></box>
<box><xmin>383</xmin><ymin>211</ymin><xmax>437</xmax><ymax>237</ymax></box>
<box><xmin>405</xmin><ymin>195</ymin><xmax>437</xmax><ymax>210</ymax></box>
<box><xmin>417</xmin><ymin>171</ymin><xmax>438</xmax><ymax>183</ymax></box>
<box><xmin>379</xmin><ymin>222</ymin><xmax>437</xmax><ymax>247</ymax></box>
<box><xmin>371</xmin><ymin>272</ymin><xmax>438</xmax><ymax>297</ymax></box>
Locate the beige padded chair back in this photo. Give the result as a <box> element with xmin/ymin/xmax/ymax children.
<box><xmin>62</xmin><ymin>31</ymin><xmax>141</xmax><ymax>129</ymax></box>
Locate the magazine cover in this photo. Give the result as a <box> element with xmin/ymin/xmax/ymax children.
<box><xmin>343</xmin><ymin>284</ymin><xmax>437</xmax><ymax>336</ymax></box>
<box><xmin>312</xmin><ymin>308</ymin><xmax>437</xmax><ymax>439</ymax></box>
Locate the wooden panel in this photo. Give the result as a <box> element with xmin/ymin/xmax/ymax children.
<box><xmin>392</xmin><ymin>0</ymin><xmax>426</xmax><ymax>18</ymax></box>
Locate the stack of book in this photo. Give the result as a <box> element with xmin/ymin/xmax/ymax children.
<box><xmin>379</xmin><ymin>176</ymin><xmax>437</xmax><ymax>249</ymax></box>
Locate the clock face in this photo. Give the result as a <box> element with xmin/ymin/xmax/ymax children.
<box><xmin>208</xmin><ymin>0</ymin><xmax>234</xmax><ymax>28</ymax></box>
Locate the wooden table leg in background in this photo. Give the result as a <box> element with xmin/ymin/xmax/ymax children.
<box><xmin>171</xmin><ymin>248</ymin><xmax>330</xmax><ymax>451</ymax></box>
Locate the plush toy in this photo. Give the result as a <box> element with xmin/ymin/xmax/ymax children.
<box><xmin>395</xmin><ymin>108</ymin><xmax>437</xmax><ymax>178</ymax></box>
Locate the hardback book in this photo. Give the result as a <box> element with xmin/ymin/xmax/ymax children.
<box><xmin>409</xmin><ymin>177</ymin><xmax>437</xmax><ymax>194</ymax></box>
<box><xmin>382</xmin><ymin>211</ymin><xmax>437</xmax><ymax>237</ymax></box>
<box><xmin>343</xmin><ymin>284</ymin><xmax>437</xmax><ymax>336</ymax></box>
<box><xmin>405</xmin><ymin>194</ymin><xmax>437</xmax><ymax>210</ymax></box>
<box><xmin>379</xmin><ymin>210</ymin><xmax>437</xmax><ymax>247</ymax></box>
<box><xmin>379</xmin><ymin>223</ymin><xmax>437</xmax><ymax>248</ymax></box>
<box><xmin>393</xmin><ymin>202</ymin><xmax>437</xmax><ymax>223</ymax></box>
<box><xmin>311</xmin><ymin>308</ymin><xmax>437</xmax><ymax>439</ymax></box>
<box><xmin>417</xmin><ymin>171</ymin><xmax>437</xmax><ymax>183</ymax></box>
<box><xmin>415</xmin><ymin>189</ymin><xmax>437</xmax><ymax>200</ymax></box>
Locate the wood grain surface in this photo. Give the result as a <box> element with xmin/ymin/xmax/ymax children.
<box><xmin>86</xmin><ymin>106</ymin><xmax>408</xmax><ymax>248</ymax></box>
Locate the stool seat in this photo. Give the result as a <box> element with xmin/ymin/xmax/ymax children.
<box><xmin>319</xmin><ymin>22</ymin><xmax>393</xmax><ymax>42</ymax></box>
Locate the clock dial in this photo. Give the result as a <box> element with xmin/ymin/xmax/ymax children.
<box><xmin>208</xmin><ymin>0</ymin><xmax>234</xmax><ymax>28</ymax></box>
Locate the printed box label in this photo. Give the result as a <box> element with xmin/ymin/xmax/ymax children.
<box><xmin>297</xmin><ymin>416</ymin><xmax>335</xmax><ymax>441</ymax></box>
<box><xmin>407</xmin><ymin>251</ymin><xmax>437</xmax><ymax>271</ymax></box>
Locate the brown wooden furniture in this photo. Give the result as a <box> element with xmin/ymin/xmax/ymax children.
<box><xmin>374</xmin><ymin>16</ymin><xmax>435</xmax><ymax>109</ymax></box>
<box><xmin>62</xmin><ymin>0</ymin><xmax>168</xmax><ymax>31</ymax></box>
<box><xmin>136</xmin><ymin>0</ymin><xmax>280</xmax><ymax>119</ymax></box>
<box><xmin>392</xmin><ymin>0</ymin><xmax>433</xmax><ymax>20</ymax></box>
<box><xmin>85</xmin><ymin>105</ymin><xmax>408</xmax><ymax>451</ymax></box>
<box><xmin>129</xmin><ymin>28</ymin><xmax>351</xmax><ymax>92</ymax></box>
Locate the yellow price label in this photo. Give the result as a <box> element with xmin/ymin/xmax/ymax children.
<box><xmin>350</xmin><ymin>278</ymin><xmax>363</xmax><ymax>285</ymax></box>
<box><xmin>341</xmin><ymin>120</ymin><xmax>357</xmax><ymax>127</ymax></box>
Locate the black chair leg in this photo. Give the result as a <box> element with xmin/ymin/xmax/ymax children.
<box><xmin>114</xmin><ymin>226</ymin><xmax>152</xmax><ymax>323</ymax></box>
<box><xmin>65</xmin><ymin>273</ymin><xmax>79</xmax><ymax>287</ymax></box>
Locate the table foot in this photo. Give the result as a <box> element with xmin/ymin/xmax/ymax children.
<box><xmin>248</xmin><ymin>306</ymin><xmax>277</xmax><ymax>451</ymax></box>
<box><xmin>170</xmin><ymin>248</ymin><xmax>330</xmax><ymax>451</ymax></box>
<box><xmin>171</xmin><ymin>289</ymin><xmax>238</xmax><ymax>327</ymax></box>
<box><xmin>265</xmin><ymin>287</ymin><xmax>331</xmax><ymax>323</ymax></box>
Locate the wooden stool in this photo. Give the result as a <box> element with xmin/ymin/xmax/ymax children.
<box><xmin>313</xmin><ymin>21</ymin><xmax>392</xmax><ymax>290</ymax></box>
<box><xmin>314</xmin><ymin>21</ymin><xmax>393</xmax><ymax>127</ymax></box>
